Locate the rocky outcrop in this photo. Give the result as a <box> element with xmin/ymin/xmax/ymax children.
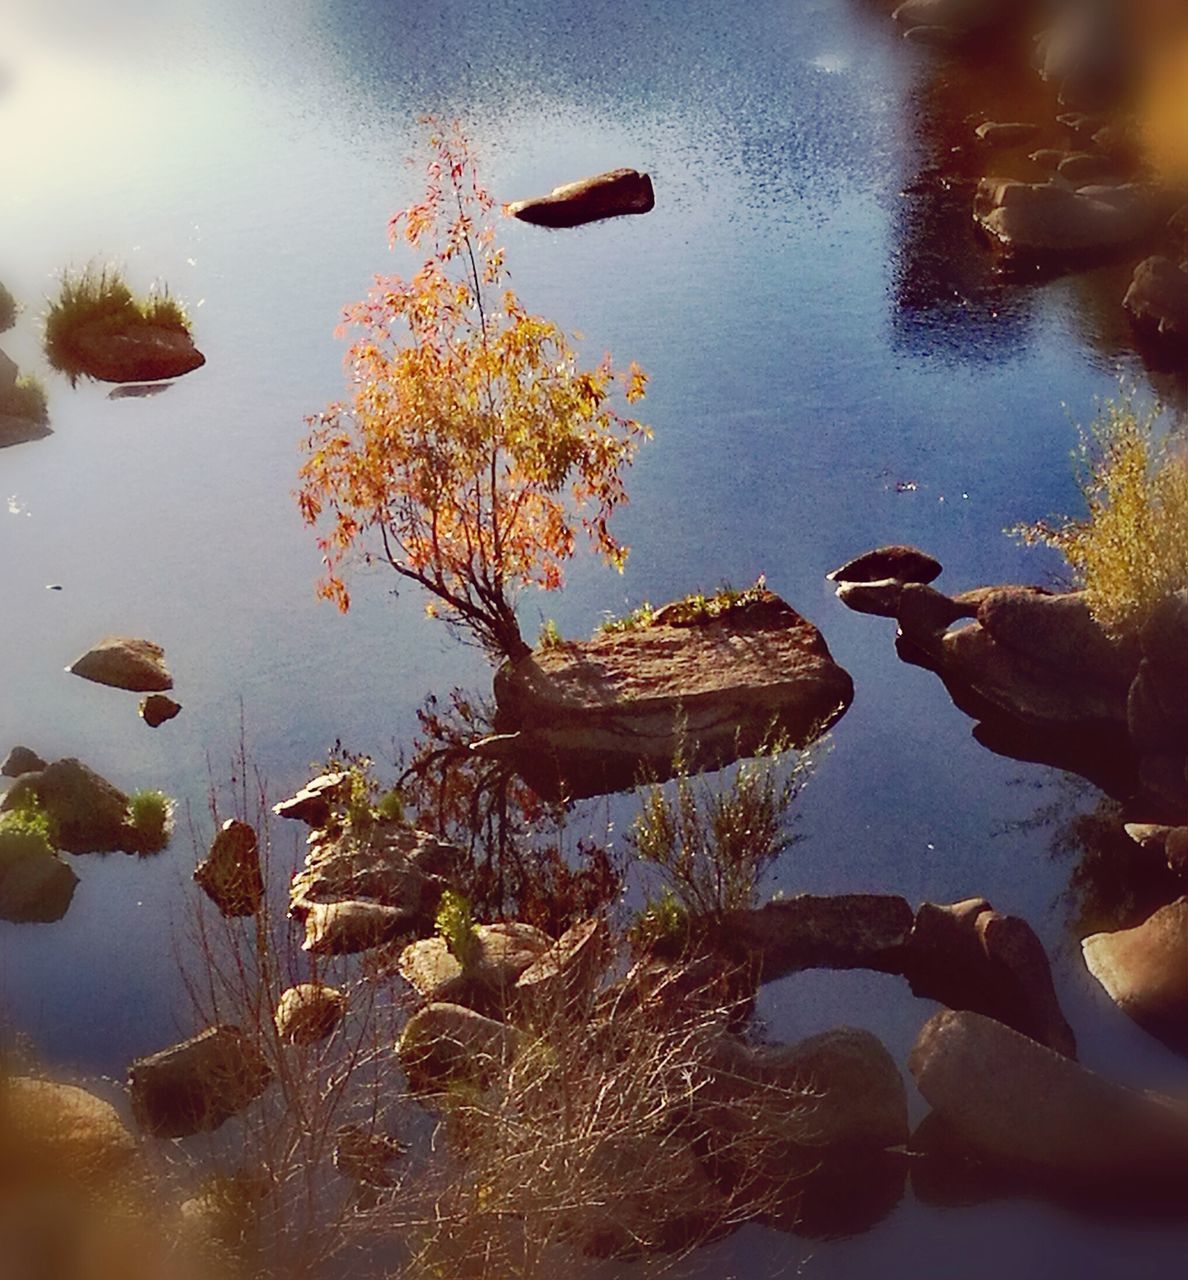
<box><xmin>397</xmin><ymin>922</ymin><xmax>551</xmax><ymax>1016</ymax></box>
<box><xmin>1082</xmin><ymin>897</ymin><xmax>1188</xmax><ymax>1056</ymax></box>
<box><xmin>1</xmin><ymin>745</ymin><xmax>46</xmax><ymax>777</ymax></box>
<box><xmin>507</xmin><ymin>169</ymin><xmax>654</xmax><ymax>228</ymax></box>
<box><xmin>69</xmin><ymin>322</ymin><xmax>204</xmax><ymax>384</ymax></box>
<box><xmin>903</xmin><ymin>898</ymin><xmax>1076</xmax><ymax>1056</ymax></box>
<box><xmin>397</xmin><ymin>1001</ymin><xmax>524</xmax><ymax>1094</ymax></box>
<box><xmin>1</xmin><ymin>757</ymin><xmax>132</xmax><ymax>854</ymax></box>
<box><xmin>128</xmin><ymin>1025</ymin><xmax>272</xmax><ymax>1138</ymax></box>
<box><xmin>723</xmin><ymin>893</ymin><xmax>914</xmax><ymax>980</ymax></box>
<box><xmin>272</xmin><ymin>772</ymin><xmax>349</xmax><ymax>826</ymax></box>
<box><xmin>973</xmin><ymin>178</ymin><xmax>1152</xmax><ymax>258</ymax></box>
<box><xmin>69</xmin><ymin>636</ymin><xmax>172</xmax><ymax>692</ymax></box>
<box><xmin>193</xmin><ymin>819</ymin><xmax>264</xmax><ymax>917</ymax></box>
<box><xmin>492</xmin><ymin>591</ymin><xmax>853</xmax><ymax>799</ymax></box>
<box><xmin>1123</xmin><ymin>256</ymin><xmax>1188</xmax><ymax>342</ymax></box>
<box><xmin>289</xmin><ymin>820</ymin><xmax>461</xmax><ymax>953</ymax></box>
<box><xmin>909</xmin><ymin>1010</ymin><xmax>1188</xmax><ymax>1188</ymax></box>
<box><xmin>273</xmin><ymin>983</ymin><xmax>347</xmax><ymax>1046</ymax></box>
<box><xmin>140</xmin><ymin>694</ymin><xmax>181</xmax><ymax>727</ymax></box>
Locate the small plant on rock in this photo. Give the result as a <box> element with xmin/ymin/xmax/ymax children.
<box><xmin>435</xmin><ymin>889</ymin><xmax>480</xmax><ymax>970</ymax></box>
<box><xmin>126</xmin><ymin>789</ymin><xmax>172</xmax><ymax>855</ymax></box>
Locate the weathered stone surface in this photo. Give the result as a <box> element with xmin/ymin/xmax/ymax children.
<box><xmin>193</xmin><ymin>819</ymin><xmax>264</xmax><ymax>917</ymax></box>
<box><xmin>398</xmin><ymin>1002</ymin><xmax>523</xmax><ymax>1094</ymax></box>
<box><xmin>0</xmin><ymin>830</ymin><xmax>78</xmax><ymax>923</ymax></box>
<box><xmin>2</xmin><ymin>757</ymin><xmax>130</xmax><ymax>853</ymax></box>
<box><xmin>1082</xmin><ymin>898</ymin><xmax>1188</xmax><ymax>1056</ymax></box>
<box><xmin>508</xmin><ymin>168</ymin><xmax>654</xmax><ymax>228</ymax></box>
<box><xmin>974</xmin><ymin>178</ymin><xmax>1152</xmax><ymax>257</ymax></box>
<box><xmin>909</xmin><ymin>1010</ymin><xmax>1188</xmax><ymax>1185</ymax></box>
<box><xmin>1</xmin><ymin>1077</ymin><xmax>139</xmax><ymax>1183</ymax></box>
<box><xmin>903</xmin><ymin>898</ymin><xmax>1076</xmax><ymax>1056</ymax></box>
<box><xmin>300</xmin><ymin>899</ymin><xmax>413</xmax><ymax>955</ymax></box>
<box><xmin>71</xmin><ymin>321</ymin><xmax>205</xmax><ymax>384</ymax></box>
<box><xmin>0</xmin><ymin>412</ymin><xmax>51</xmax><ymax>448</ymax></box>
<box><xmin>1</xmin><ymin>745</ymin><xmax>46</xmax><ymax>777</ymax></box>
<box><xmin>1057</xmin><ymin>150</ymin><xmax>1115</xmax><ymax>184</ymax></box>
<box><xmin>1124</xmin><ymin>256</ymin><xmax>1188</xmax><ymax>342</ymax></box>
<box><xmin>273</xmin><ymin>983</ymin><xmax>347</xmax><ymax>1046</ymax></box>
<box><xmin>271</xmin><ymin>772</ymin><xmax>349</xmax><ymax>826</ymax></box>
<box><xmin>725</xmin><ymin>893</ymin><xmax>914</xmax><ymax>981</ymax></box>
<box><xmin>976</xmin><ymin>121</ymin><xmax>1038</xmax><ymax>147</ymax></box>
<box><xmin>493</xmin><ymin>592</ymin><xmax>853</xmax><ymax>799</ymax></box>
<box><xmin>896</xmin><ymin>582</ymin><xmax>978</xmax><ymax>644</ymax></box>
<box><xmin>139</xmin><ymin>693</ymin><xmax>181</xmax><ymax>728</ymax></box>
<box><xmin>834</xmin><ymin>578</ymin><xmax>903</xmax><ymax>618</ymax></box>
<box><xmin>69</xmin><ymin>636</ymin><xmax>172</xmax><ymax>692</ymax></box>
<box><xmin>128</xmin><ymin>1025</ymin><xmax>272</xmax><ymax>1139</ymax></box>
<box><xmin>827</xmin><ymin>545</ymin><xmax>942</xmax><ymax>586</ymax></box>
<box><xmin>516</xmin><ymin>917</ymin><xmax>610</xmax><ymax>1012</ymax></box>
<box><xmin>1029</xmin><ymin>148</ymin><xmax>1065</xmax><ymax>171</ymax></box>
<box><xmin>398</xmin><ymin>922</ymin><xmax>551</xmax><ymax>1015</ymax></box>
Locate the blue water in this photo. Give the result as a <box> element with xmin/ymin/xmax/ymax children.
<box><xmin>2</xmin><ymin>2</ymin><xmax>1186</xmax><ymax>1275</ymax></box>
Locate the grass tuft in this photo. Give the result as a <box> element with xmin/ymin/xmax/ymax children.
<box><xmin>126</xmin><ymin>789</ymin><xmax>172</xmax><ymax>855</ymax></box>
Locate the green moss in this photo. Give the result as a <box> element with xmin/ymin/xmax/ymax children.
<box><xmin>126</xmin><ymin>789</ymin><xmax>172</xmax><ymax>854</ymax></box>
<box><xmin>0</xmin><ymin>799</ymin><xmax>55</xmax><ymax>863</ymax></box>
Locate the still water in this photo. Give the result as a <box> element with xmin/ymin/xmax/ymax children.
<box><xmin>2</xmin><ymin>1</ymin><xmax>1186</xmax><ymax>1276</ymax></box>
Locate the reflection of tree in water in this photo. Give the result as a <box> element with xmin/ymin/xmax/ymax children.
<box><xmin>398</xmin><ymin>689</ymin><xmax>625</xmax><ymax>936</ymax></box>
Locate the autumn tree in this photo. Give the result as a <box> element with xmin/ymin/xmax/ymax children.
<box><xmin>298</xmin><ymin>121</ymin><xmax>649</xmax><ymax>660</ymax></box>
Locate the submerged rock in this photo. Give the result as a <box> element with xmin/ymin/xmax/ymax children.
<box><xmin>507</xmin><ymin>168</ymin><xmax>654</xmax><ymax>228</ymax></box>
<box><xmin>333</xmin><ymin>1124</ymin><xmax>405</xmax><ymax>1186</ymax></box>
<box><xmin>193</xmin><ymin>819</ymin><xmax>264</xmax><ymax>917</ymax></box>
<box><xmin>1</xmin><ymin>745</ymin><xmax>46</xmax><ymax>777</ymax></box>
<box><xmin>69</xmin><ymin>636</ymin><xmax>173</xmax><ymax>692</ymax></box>
<box><xmin>273</xmin><ymin>982</ymin><xmax>347</xmax><ymax>1046</ymax></box>
<box><xmin>492</xmin><ymin>591</ymin><xmax>853</xmax><ymax>799</ymax></box>
<box><xmin>69</xmin><ymin>321</ymin><xmax>204</xmax><ymax>384</ymax></box>
<box><xmin>1082</xmin><ymin>898</ymin><xmax>1188</xmax><ymax>1056</ymax></box>
<box><xmin>909</xmin><ymin>1010</ymin><xmax>1188</xmax><ymax>1188</ymax></box>
<box><xmin>128</xmin><ymin>1025</ymin><xmax>272</xmax><ymax>1138</ymax></box>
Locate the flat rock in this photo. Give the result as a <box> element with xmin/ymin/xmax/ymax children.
<box><xmin>507</xmin><ymin>168</ymin><xmax>654</xmax><ymax>228</ymax></box>
<box><xmin>139</xmin><ymin>693</ymin><xmax>181</xmax><ymax>727</ymax></box>
<box><xmin>974</xmin><ymin>178</ymin><xmax>1152</xmax><ymax>257</ymax></box>
<box><xmin>193</xmin><ymin>818</ymin><xmax>264</xmax><ymax>917</ymax></box>
<box><xmin>273</xmin><ymin>983</ymin><xmax>347</xmax><ymax>1046</ymax></box>
<box><xmin>397</xmin><ymin>922</ymin><xmax>551</xmax><ymax>1015</ymax></box>
<box><xmin>493</xmin><ymin>591</ymin><xmax>853</xmax><ymax>799</ymax></box>
<box><xmin>1082</xmin><ymin>898</ymin><xmax>1188</xmax><ymax>1056</ymax></box>
<box><xmin>2</xmin><ymin>745</ymin><xmax>46</xmax><ymax>777</ymax></box>
<box><xmin>976</xmin><ymin>121</ymin><xmax>1038</xmax><ymax>148</ymax></box>
<box><xmin>834</xmin><ymin>578</ymin><xmax>903</xmax><ymax>618</ymax></box>
<box><xmin>2</xmin><ymin>757</ymin><xmax>131</xmax><ymax>854</ymax></box>
<box><xmin>128</xmin><ymin>1025</ymin><xmax>272</xmax><ymax>1138</ymax></box>
<box><xmin>909</xmin><ymin>1010</ymin><xmax>1188</xmax><ymax>1186</ymax></box>
<box><xmin>515</xmin><ymin>917</ymin><xmax>610</xmax><ymax>1012</ymax></box>
<box><xmin>71</xmin><ymin>321</ymin><xmax>204</xmax><ymax>384</ymax></box>
<box><xmin>300</xmin><ymin>899</ymin><xmax>415</xmax><ymax>955</ymax></box>
<box><xmin>724</xmin><ymin>893</ymin><xmax>914</xmax><ymax>981</ymax></box>
<box><xmin>69</xmin><ymin>636</ymin><xmax>172</xmax><ymax>692</ymax></box>
<box><xmin>827</xmin><ymin>545</ymin><xmax>942</xmax><ymax>585</ymax></box>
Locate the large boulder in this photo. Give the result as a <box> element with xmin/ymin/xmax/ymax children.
<box><xmin>909</xmin><ymin>1010</ymin><xmax>1188</xmax><ymax>1187</ymax></box>
<box><xmin>398</xmin><ymin>922</ymin><xmax>552</xmax><ymax>1016</ymax></box>
<box><xmin>1</xmin><ymin>1076</ymin><xmax>139</xmax><ymax>1185</ymax></box>
<box><xmin>2</xmin><ymin>746</ymin><xmax>47</xmax><ymax>777</ymax></box>
<box><xmin>1124</xmin><ymin>256</ymin><xmax>1188</xmax><ymax>342</ymax></box>
<box><xmin>2</xmin><ymin>758</ymin><xmax>131</xmax><ymax>854</ymax></box>
<box><xmin>0</xmin><ymin>826</ymin><xmax>78</xmax><ymax>923</ymax></box>
<box><xmin>492</xmin><ymin>591</ymin><xmax>853</xmax><ymax>799</ymax></box>
<box><xmin>397</xmin><ymin>1002</ymin><xmax>523</xmax><ymax>1094</ymax></box>
<box><xmin>723</xmin><ymin>893</ymin><xmax>914</xmax><ymax>981</ymax></box>
<box><xmin>1082</xmin><ymin>897</ymin><xmax>1188</xmax><ymax>1056</ymax></box>
<box><xmin>299</xmin><ymin>899</ymin><xmax>416</xmax><ymax>956</ymax></box>
<box><xmin>973</xmin><ymin>178</ymin><xmax>1152</xmax><ymax>258</ymax></box>
<box><xmin>827</xmin><ymin>544</ymin><xmax>941</xmax><ymax>586</ymax></box>
<box><xmin>69</xmin><ymin>636</ymin><xmax>172</xmax><ymax>692</ymax></box>
<box><xmin>128</xmin><ymin>1025</ymin><xmax>272</xmax><ymax>1138</ymax></box>
<box><xmin>193</xmin><ymin>819</ymin><xmax>264</xmax><ymax>918</ymax></box>
<box><xmin>507</xmin><ymin>169</ymin><xmax>654</xmax><ymax>228</ymax></box>
<box><xmin>69</xmin><ymin>321</ymin><xmax>204</xmax><ymax>384</ymax></box>
<box><xmin>139</xmin><ymin>694</ymin><xmax>181</xmax><ymax>728</ymax></box>
<box><xmin>903</xmin><ymin>898</ymin><xmax>1076</xmax><ymax>1056</ymax></box>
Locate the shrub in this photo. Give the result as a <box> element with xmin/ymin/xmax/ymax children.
<box><xmin>1013</xmin><ymin>396</ymin><xmax>1188</xmax><ymax>635</ymax></box>
<box><xmin>126</xmin><ymin>789</ymin><xmax>172</xmax><ymax>854</ymax></box>
<box><xmin>2</xmin><ymin>374</ymin><xmax>49</xmax><ymax>424</ymax></box>
<box><xmin>435</xmin><ymin>889</ymin><xmax>479</xmax><ymax>970</ymax></box>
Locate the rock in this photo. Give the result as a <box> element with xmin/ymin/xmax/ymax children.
<box><xmin>515</xmin><ymin>917</ymin><xmax>611</xmax><ymax>1014</ymax></box>
<box><xmin>333</xmin><ymin>1124</ymin><xmax>405</xmax><ymax>1186</ymax></box>
<box><xmin>1038</xmin><ymin>0</ymin><xmax>1132</xmax><ymax>110</ymax></box>
<box><xmin>397</xmin><ymin>1002</ymin><xmax>523</xmax><ymax>1094</ymax></box>
<box><xmin>827</xmin><ymin>545</ymin><xmax>942</xmax><ymax>585</ymax></box>
<box><xmin>973</xmin><ymin>178</ymin><xmax>1152</xmax><ymax>257</ymax></box>
<box><xmin>834</xmin><ymin>578</ymin><xmax>903</xmax><ymax>618</ymax></box>
<box><xmin>902</xmin><ymin>23</ymin><xmax>968</xmax><ymax>48</ymax></box>
<box><xmin>128</xmin><ymin>1025</ymin><xmax>272</xmax><ymax>1138</ymax></box>
<box><xmin>896</xmin><ymin>582</ymin><xmax>978</xmax><ymax>645</ymax></box>
<box><xmin>273</xmin><ymin>983</ymin><xmax>347</xmax><ymax>1046</ymax></box>
<box><xmin>299</xmin><ymin>899</ymin><xmax>414</xmax><ymax>955</ymax></box>
<box><xmin>0</xmin><ymin>826</ymin><xmax>78</xmax><ymax>923</ymax></box>
<box><xmin>1057</xmin><ymin>150</ymin><xmax>1116</xmax><ymax>184</ymax></box>
<box><xmin>193</xmin><ymin>819</ymin><xmax>264</xmax><ymax>917</ymax></box>
<box><xmin>289</xmin><ymin>820</ymin><xmax>461</xmax><ymax>949</ymax></box>
<box><xmin>0</xmin><ymin>412</ymin><xmax>52</xmax><ymax>448</ymax></box>
<box><xmin>903</xmin><ymin>898</ymin><xmax>1076</xmax><ymax>1056</ymax></box>
<box><xmin>724</xmin><ymin>893</ymin><xmax>914</xmax><ymax>981</ymax></box>
<box><xmin>1123</xmin><ymin>256</ymin><xmax>1188</xmax><ymax>342</ymax></box>
<box><xmin>1167</xmin><ymin>828</ymin><xmax>1188</xmax><ymax>880</ymax></box>
<box><xmin>493</xmin><ymin>591</ymin><xmax>853</xmax><ymax>799</ymax></box>
<box><xmin>1</xmin><ymin>1077</ymin><xmax>139</xmax><ymax>1184</ymax></box>
<box><xmin>139</xmin><ymin>693</ymin><xmax>181</xmax><ymax>727</ymax></box>
<box><xmin>70</xmin><ymin>321</ymin><xmax>205</xmax><ymax>384</ymax></box>
<box><xmin>1058</xmin><ymin>111</ymin><xmax>1109</xmax><ymax>136</ymax></box>
<box><xmin>69</xmin><ymin>636</ymin><xmax>172</xmax><ymax>692</ymax></box>
<box><xmin>976</xmin><ymin>121</ymin><xmax>1038</xmax><ymax>148</ymax></box>
<box><xmin>1082</xmin><ymin>898</ymin><xmax>1188</xmax><ymax>1056</ymax></box>
<box><xmin>891</xmin><ymin>0</ymin><xmax>1013</xmax><ymax>33</ymax></box>
<box><xmin>2</xmin><ymin>757</ymin><xmax>131</xmax><ymax>853</ymax></box>
<box><xmin>909</xmin><ymin>1010</ymin><xmax>1188</xmax><ymax>1186</ymax></box>
<box><xmin>1127</xmin><ymin>661</ymin><xmax>1184</xmax><ymax>755</ymax></box>
<box><xmin>272</xmin><ymin>772</ymin><xmax>350</xmax><ymax>826</ymax></box>
<box><xmin>507</xmin><ymin>168</ymin><xmax>654</xmax><ymax>228</ymax></box>
<box><xmin>1</xmin><ymin>745</ymin><xmax>46</xmax><ymax>777</ymax></box>
<box><xmin>1029</xmin><ymin>148</ymin><xmax>1065</xmax><ymax>171</ymax></box>
<box><xmin>397</xmin><ymin>922</ymin><xmax>551</xmax><ymax>1015</ymax></box>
